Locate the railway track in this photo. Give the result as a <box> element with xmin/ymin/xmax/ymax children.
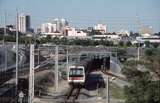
<box><xmin>64</xmin><ymin>58</ymin><xmax>104</xmax><ymax>103</ymax></box>
<box><xmin>64</xmin><ymin>85</ymin><xmax>82</xmax><ymax>103</ymax></box>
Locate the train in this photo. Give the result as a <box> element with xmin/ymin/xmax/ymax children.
<box><xmin>68</xmin><ymin>66</ymin><xmax>85</xmax><ymax>85</ymax></box>
<box><xmin>67</xmin><ymin>58</ymin><xmax>93</xmax><ymax>85</ymax></box>
<box><xmin>67</xmin><ymin>57</ymin><xmax>110</xmax><ymax>85</ymax></box>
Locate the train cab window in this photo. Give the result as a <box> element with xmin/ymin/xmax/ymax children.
<box><xmin>77</xmin><ymin>70</ymin><xmax>82</xmax><ymax>75</ymax></box>
<box><xmin>69</xmin><ymin>68</ymin><xmax>84</xmax><ymax>76</ymax></box>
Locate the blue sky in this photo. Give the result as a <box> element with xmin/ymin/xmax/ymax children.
<box><xmin>0</xmin><ymin>0</ymin><xmax>160</xmax><ymax>32</ymax></box>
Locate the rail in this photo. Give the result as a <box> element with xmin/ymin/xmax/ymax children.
<box><xmin>64</xmin><ymin>85</ymin><xmax>82</xmax><ymax>103</ymax></box>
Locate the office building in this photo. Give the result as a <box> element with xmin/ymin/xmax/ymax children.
<box><xmin>41</xmin><ymin>18</ymin><xmax>69</xmax><ymax>36</ymax></box>
<box><xmin>94</xmin><ymin>24</ymin><xmax>107</xmax><ymax>34</ymax></box>
<box><xmin>53</xmin><ymin>18</ymin><xmax>69</xmax><ymax>32</ymax></box>
<box><xmin>41</xmin><ymin>23</ymin><xmax>57</xmax><ymax>33</ymax></box>
<box><xmin>18</xmin><ymin>14</ymin><xmax>31</xmax><ymax>33</ymax></box>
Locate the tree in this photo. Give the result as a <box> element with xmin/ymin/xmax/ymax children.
<box><xmin>0</xmin><ymin>34</ymin><xmax>3</xmax><ymax>40</ymax></box>
<box><xmin>60</xmin><ymin>37</ymin><xmax>68</xmax><ymax>45</ymax></box>
<box><xmin>122</xmin><ymin>60</ymin><xmax>160</xmax><ymax>103</ymax></box>
<box><xmin>122</xmin><ymin>47</ymin><xmax>160</xmax><ymax>103</ymax></box>
<box><xmin>152</xmin><ymin>43</ymin><xmax>159</xmax><ymax>48</ymax></box>
<box><xmin>119</xmin><ymin>41</ymin><xmax>124</xmax><ymax>47</ymax></box>
<box><xmin>144</xmin><ymin>41</ymin><xmax>150</xmax><ymax>48</ymax></box>
<box><xmin>52</xmin><ymin>36</ymin><xmax>60</xmax><ymax>44</ymax></box>
<box><xmin>126</xmin><ymin>41</ymin><xmax>132</xmax><ymax>47</ymax></box>
<box><xmin>46</xmin><ymin>35</ymin><xmax>52</xmax><ymax>42</ymax></box>
<box><xmin>144</xmin><ymin>48</ymin><xmax>160</xmax><ymax>78</ymax></box>
<box><xmin>145</xmin><ymin>48</ymin><xmax>154</xmax><ymax>56</ymax></box>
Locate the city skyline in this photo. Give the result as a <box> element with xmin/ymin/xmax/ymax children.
<box><xmin>0</xmin><ymin>0</ymin><xmax>160</xmax><ymax>32</ymax></box>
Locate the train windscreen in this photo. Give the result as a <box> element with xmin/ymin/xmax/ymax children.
<box><xmin>69</xmin><ymin>68</ymin><xmax>84</xmax><ymax>77</ymax></box>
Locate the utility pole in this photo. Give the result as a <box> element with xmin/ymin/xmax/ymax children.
<box><xmin>106</xmin><ymin>52</ymin><xmax>111</xmax><ymax>103</ymax></box>
<box><xmin>107</xmin><ymin>75</ymin><xmax>110</xmax><ymax>103</ymax></box>
<box><xmin>38</xmin><ymin>47</ymin><xmax>40</xmax><ymax>65</ymax></box>
<box><xmin>3</xmin><ymin>12</ymin><xmax>8</xmax><ymax>80</ymax></box>
<box><xmin>55</xmin><ymin>46</ymin><xmax>59</xmax><ymax>92</ymax></box>
<box><xmin>15</xmin><ymin>11</ymin><xmax>19</xmax><ymax>99</ymax></box>
<box><xmin>66</xmin><ymin>46</ymin><xmax>69</xmax><ymax>72</ymax></box>
<box><xmin>136</xmin><ymin>14</ymin><xmax>140</xmax><ymax>61</ymax></box>
<box><xmin>137</xmin><ymin>46</ymin><xmax>140</xmax><ymax>61</ymax></box>
<box><xmin>3</xmin><ymin>12</ymin><xmax>7</xmax><ymax>45</ymax></box>
<box><xmin>29</xmin><ymin>44</ymin><xmax>35</xmax><ymax>103</ymax></box>
<box><xmin>106</xmin><ymin>75</ymin><xmax>110</xmax><ymax>103</ymax></box>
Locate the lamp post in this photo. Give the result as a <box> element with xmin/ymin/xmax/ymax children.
<box><xmin>137</xmin><ymin>41</ymin><xmax>140</xmax><ymax>61</ymax></box>
<box><xmin>55</xmin><ymin>45</ymin><xmax>59</xmax><ymax>92</ymax></box>
<box><xmin>27</xmin><ymin>33</ymin><xmax>35</xmax><ymax>103</ymax></box>
<box><xmin>29</xmin><ymin>44</ymin><xmax>34</xmax><ymax>103</ymax></box>
<box><xmin>15</xmin><ymin>12</ymin><xmax>19</xmax><ymax>100</ymax></box>
<box><xmin>3</xmin><ymin>12</ymin><xmax>8</xmax><ymax>85</ymax></box>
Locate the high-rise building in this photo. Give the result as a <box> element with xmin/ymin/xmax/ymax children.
<box><xmin>53</xmin><ymin>18</ymin><xmax>60</xmax><ymax>31</ymax></box>
<box><xmin>61</xmin><ymin>18</ymin><xmax>69</xmax><ymax>31</ymax></box>
<box><xmin>139</xmin><ymin>25</ymin><xmax>153</xmax><ymax>36</ymax></box>
<box><xmin>41</xmin><ymin>23</ymin><xmax>57</xmax><ymax>33</ymax></box>
<box><xmin>94</xmin><ymin>24</ymin><xmax>107</xmax><ymax>34</ymax></box>
<box><xmin>18</xmin><ymin>14</ymin><xmax>31</xmax><ymax>33</ymax></box>
<box><xmin>53</xmin><ymin>18</ymin><xmax>69</xmax><ymax>32</ymax></box>
<box><xmin>41</xmin><ymin>18</ymin><xmax>69</xmax><ymax>35</ymax></box>
<box><xmin>36</xmin><ymin>27</ymin><xmax>41</xmax><ymax>34</ymax></box>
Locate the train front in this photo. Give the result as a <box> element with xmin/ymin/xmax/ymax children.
<box><xmin>68</xmin><ymin>66</ymin><xmax>85</xmax><ymax>86</ymax></box>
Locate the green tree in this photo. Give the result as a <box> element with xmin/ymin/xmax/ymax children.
<box><xmin>119</xmin><ymin>41</ymin><xmax>124</xmax><ymax>47</ymax></box>
<box><xmin>126</xmin><ymin>41</ymin><xmax>132</xmax><ymax>47</ymax></box>
<box><xmin>144</xmin><ymin>48</ymin><xmax>160</xmax><ymax>78</ymax></box>
<box><xmin>144</xmin><ymin>41</ymin><xmax>150</xmax><ymax>48</ymax></box>
<box><xmin>152</xmin><ymin>43</ymin><xmax>159</xmax><ymax>48</ymax></box>
<box><xmin>60</xmin><ymin>37</ymin><xmax>68</xmax><ymax>45</ymax></box>
<box><xmin>123</xmin><ymin>60</ymin><xmax>160</xmax><ymax>103</ymax></box>
<box><xmin>46</xmin><ymin>35</ymin><xmax>52</xmax><ymax>42</ymax></box>
<box><xmin>122</xmin><ymin>48</ymin><xmax>160</xmax><ymax>103</ymax></box>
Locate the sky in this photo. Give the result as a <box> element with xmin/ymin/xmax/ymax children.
<box><xmin>0</xmin><ymin>0</ymin><xmax>160</xmax><ymax>32</ymax></box>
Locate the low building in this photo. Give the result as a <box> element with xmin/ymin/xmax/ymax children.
<box><xmin>64</xmin><ymin>26</ymin><xmax>88</xmax><ymax>39</ymax></box>
<box><xmin>141</xmin><ymin>33</ymin><xmax>152</xmax><ymax>37</ymax></box>
<box><xmin>117</xmin><ymin>29</ymin><xmax>130</xmax><ymax>36</ymax></box>
<box><xmin>87</xmin><ymin>27</ymin><xmax>93</xmax><ymax>32</ymax></box>
<box><xmin>136</xmin><ymin>35</ymin><xmax>160</xmax><ymax>43</ymax></box>
<box><xmin>92</xmin><ymin>34</ymin><xmax>119</xmax><ymax>41</ymax></box>
<box><xmin>6</xmin><ymin>25</ymin><xmax>16</xmax><ymax>31</ymax></box>
<box><xmin>44</xmin><ymin>32</ymin><xmax>63</xmax><ymax>37</ymax></box>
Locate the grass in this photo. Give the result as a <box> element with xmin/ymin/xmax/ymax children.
<box><xmin>110</xmin><ymin>83</ymin><xmax>125</xmax><ymax>99</ymax></box>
